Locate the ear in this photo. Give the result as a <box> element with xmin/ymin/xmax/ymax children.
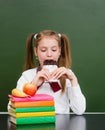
<box><xmin>33</xmin><ymin>47</ymin><xmax>37</xmax><ymax>56</ymax></box>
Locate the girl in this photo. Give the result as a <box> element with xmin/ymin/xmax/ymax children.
<box><xmin>8</xmin><ymin>30</ymin><xmax>86</xmax><ymax>115</ymax></box>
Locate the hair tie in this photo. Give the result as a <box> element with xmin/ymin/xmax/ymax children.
<box><xmin>34</xmin><ymin>34</ymin><xmax>37</xmax><ymax>39</ymax></box>
<box><xmin>34</xmin><ymin>33</ymin><xmax>61</xmax><ymax>39</ymax></box>
<box><xmin>58</xmin><ymin>33</ymin><xmax>61</xmax><ymax>38</ymax></box>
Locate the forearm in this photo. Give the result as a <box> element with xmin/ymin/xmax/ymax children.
<box><xmin>69</xmin><ymin>85</ymin><xmax>86</xmax><ymax>115</ymax></box>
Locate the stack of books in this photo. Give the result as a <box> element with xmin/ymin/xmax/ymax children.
<box><xmin>8</xmin><ymin>94</ymin><xmax>55</xmax><ymax>125</ymax></box>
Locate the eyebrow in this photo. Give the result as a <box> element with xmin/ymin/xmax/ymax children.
<box><xmin>39</xmin><ymin>45</ymin><xmax>58</xmax><ymax>49</ymax></box>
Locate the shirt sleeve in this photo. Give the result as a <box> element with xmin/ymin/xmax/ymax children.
<box><xmin>16</xmin><ymin>68</ymin><xmax>36</xmax><ymax>90</ymax></box>
<box><xmin>66</xmin><ymin>80</ymin><xmax>86</xmax><ymax>115</ymax></box>
<box><xmin>16</xmin><ymin>74</ymin><xmax>28</xmax><ymax>90</ymax></box>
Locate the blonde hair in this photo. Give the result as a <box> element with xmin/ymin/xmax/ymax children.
<box><xmin>24</xmin><ymin>30</ymin><xmax>72</xmax><ymax>93</ymax></box>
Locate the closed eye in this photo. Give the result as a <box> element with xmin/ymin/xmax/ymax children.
<box><xmin>52</xmin><ymin>49</ymin><xmax>57</xmax><ymax>52</ymax></box>
<box><xmin>41</xmin><ymin>49</ymin><xmax>46</xmax><ymax>52</ymax></box>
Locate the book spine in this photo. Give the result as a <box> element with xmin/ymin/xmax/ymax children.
<box><xmin>16</xmin><ymin>111</ymin><xmax>55</xmax><ymax>117</ymax></box>
<box><xmin>11</xmin><ymin>101</ymin><xmax>54</xmax><ymax>108</ymax></box>
<box><xmin>15</xmin><ymin>106</ymin><xmax>55</xmax><ymax>113</ymax></box>
<box><xmin>10</xmin><ymin>116</ymin><xmax>55</xmax><ymax>125</ymax></box>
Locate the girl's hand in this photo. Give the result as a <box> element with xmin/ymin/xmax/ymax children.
<box><xmin>32</xmin><ymin>68</ymin><xmax>51</xmax><ymax>86</ymax></box>
<box><xmin>50</xmin><ymin>67</ymin><xmax>79</xmax><ymax>87</ymax></box>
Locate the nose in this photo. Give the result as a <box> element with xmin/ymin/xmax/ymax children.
<box><xmin>46</xmin><ymin>50</ymin><xmax>52</xmax><ymax>57</ymax></box>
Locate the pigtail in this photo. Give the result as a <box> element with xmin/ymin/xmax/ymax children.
<box><xmin>23</xmin><ymin>34</ymin><xmax>35</xmax><ymax>70</ymax></box>
<box><xmin>58</xmin><ymin>34</ymin><xmax>71</xmax><ymax>68</ymax></box>
<box><xmin>59</xmin><ymin>34</ymin><xmax>72</xmax><ymax>93</ymax></box>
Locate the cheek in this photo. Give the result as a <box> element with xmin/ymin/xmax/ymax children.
<box><xmin>54</xmin><ymin>51</ymin><xmax>61</xmax><ymax>60</ymax></box>
<box><xmin>37</xmin><ymin>54</ymin><xmax>46</xmax><ymax>65</ymax></box>
<box><xmin>52</xmin><ymin>54</ymin><xmax>60</xmax><ymax>62</ymax></box>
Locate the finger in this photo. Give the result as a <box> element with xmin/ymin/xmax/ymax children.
<box><xmin>51</xmin><ymin>67</ymin><xmax>67</xmax><ymax>79</ymax></box>
<box><xmin>41</xmin><ymin>69</ymin><xmax>51</xmax><ymax>81</ymax></box>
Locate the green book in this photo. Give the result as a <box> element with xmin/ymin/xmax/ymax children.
<box><xmin>10</xmin><ymin>106</ymin><xmax>55</xmax><ymax>113</ymax></box>
<box><xmin>9</xmin><ymin>115</ymin><xmax>55</xmax><ymax>125</ymax></box>
<box><xmin>9</xmin><ymin>122</ymin><xmax>55</xmax><ymax>130</ymax></box>
<box><xmin>17</xmin><ymin>123</ymin><xmax>55</xmax><ymax>130</ymax></box>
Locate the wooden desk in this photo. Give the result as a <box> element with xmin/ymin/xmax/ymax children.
<box><xmin>1</xmin><ymin>113</ymin><xmax>105</xmax><ymax>130</ymax></box>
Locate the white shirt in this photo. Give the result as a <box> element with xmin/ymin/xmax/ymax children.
<box><xmin>15</xmin><ymin>68</ymin><xmax>86</xmax><ymax>115</ymax></box>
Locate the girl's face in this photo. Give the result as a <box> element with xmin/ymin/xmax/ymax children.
<box><xmin>34</xmin><ymin>37</ymin><xmax>61</xmax><ymax>67</ymax></box>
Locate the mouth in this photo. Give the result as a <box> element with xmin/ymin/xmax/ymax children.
<box><xmin>43</xmin><ymin>60</ymin><xmax>57</xmax><ymax>65</ymax></box>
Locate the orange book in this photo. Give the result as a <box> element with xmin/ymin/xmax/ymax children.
<box><xmin>10</xmin><ymin>100</ymin><xmax>54</xmax><ymax>108</ymax></box>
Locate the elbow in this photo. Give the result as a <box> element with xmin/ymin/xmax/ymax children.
<box><xmin>71</xmin><ymin>97</ymin><xmax>86</xmax><ymax>115</ymax></box>
<box><xmin>74</xmin><ymin>106</ymin><xmax>86</xmax><ymax>115</ymax></box>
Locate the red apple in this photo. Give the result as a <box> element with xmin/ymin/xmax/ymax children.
<box><xmin>23</xmin><ymin>83</ymin><xmax>37</xmax><ymax>96</ymax></box>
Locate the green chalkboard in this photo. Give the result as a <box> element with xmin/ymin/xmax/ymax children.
<box><xmin>0</xmin><ymin>0</ymin><xmax>105</xmax><ymax>112</ymax></box>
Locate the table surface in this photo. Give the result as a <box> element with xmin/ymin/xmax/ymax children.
<box><xmin>1</xmin><ymin>113</ymin><xmax>105</xmax><ymax>130</ymax></box>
